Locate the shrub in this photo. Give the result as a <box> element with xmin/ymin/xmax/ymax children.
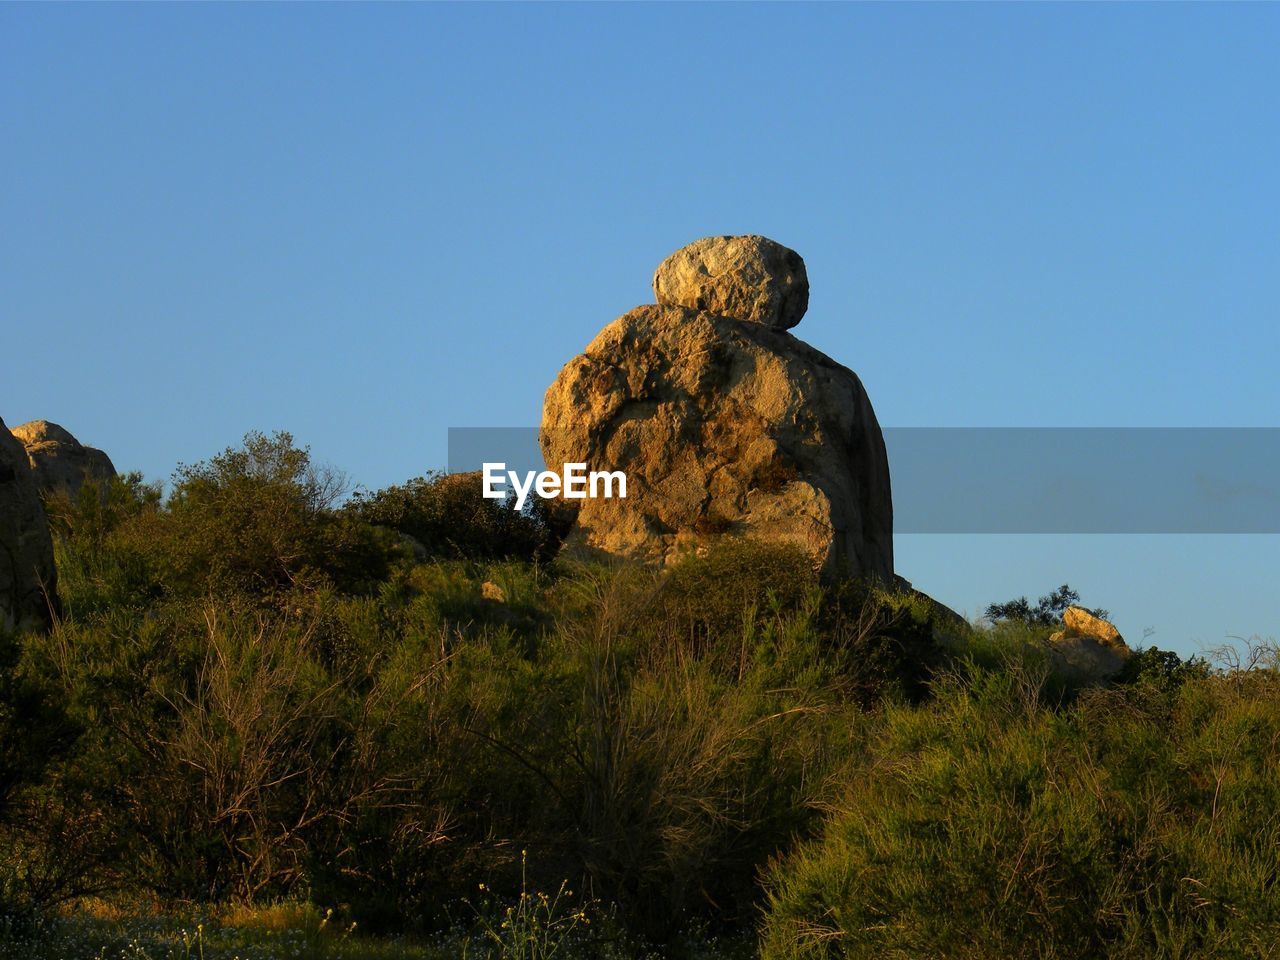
<box><xmin>32</xmin><ymin>427</ymin><xmax>1280</xmax><ymax>957</ymax></box>
<box><xmin>759</xmin><ymin>656</ymin><xmax>1280</xmax><ymax>959</ymax></box>
<box><xmin>656</xmin><ymin>539</ymin><xmax>819</xmax><ymax>651</ymax></box>
<box><xmin>155</xmin><ymin>431</ymin><xmax>399</xmax><ymax>597</ymax></box>
<box><xmin>0</xmin><ymin>630</ymin><xmax>75</xmax><ymax>819</ymax></box>
<box><xmin>47</xmin><ymin>473</ymin><xmax>166</xmax><ymax>615</ymax></box>
<box><xmin>441</xmin><ymin>556</ymin><xmax>871</xmax><ymax>941</ymax></box>
<box><xmin>1115</xmin><ymin>644</ymin><xmax>1211</xmax><ymax>691</ymax></box>
<box><xmin>0</xmin><ymin>627</ymin><xmax>81</xmax><ymax>914</ymax></box>
<box><xmin>985</xmin><ymin>583</ymin><xmax>1107</xmax><ymax>626</ymax></box>
<box><xmin>348</xmin><ymin>471</ymin><xmax>568</xmax><ymax>564</ymax></box>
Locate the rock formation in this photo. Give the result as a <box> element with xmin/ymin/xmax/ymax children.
<box><xmin>540</xmin><ymin>235</ymin><xmax>893</xmax><ymax>580</ymax></box>
<box><xmin>1048</xmin><ymin>606</ymin><xmax>1131</xmax><ymax>683</ymax></box>
<box><xmin>10</xmin><ymin>420</ymin><xmax>116</xmax><ymax>499</ymax></box>
<box><xmin>0</xmin><ymin>417</ymin><xmax>57</xmax><ymax>632</ymax></box>
<box><xmin>652</xmin><ymin>234</ymin><xmax>809</xmax><ymax>331</ymax></box>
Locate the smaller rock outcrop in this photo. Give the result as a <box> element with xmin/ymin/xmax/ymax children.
<box><xmin>1061</xmin><ymin>606</ymin><xmax>1123</xmax><ymax>646</ymax></box>
<box><xmin>653</xmin><ymin>235</ymin><xmax>809</xmax><ymax>330</ymax></box>
<box><xmin>1048</xmin><ymin>606</ymin><xmax>1130</xmax><ymax>683</ymax></box>
<box><xmin>0</xmin><ymin>417</ymin><xmax>57</xmax><ymax>632</ymax></box>
<box><xmin>10</xmin><ymin>420</ymin><xmax>116</xmax><ymax>499</ymax></box>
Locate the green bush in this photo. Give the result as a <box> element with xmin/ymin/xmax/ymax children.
<box><xmin>18</xmin><ymin>429</ymin><xmax>1280</xmax><ymax>958</ymax></box>
<box><xmin>47</xmin><ymin>472</ymin><xmax>166</xmax><ymax>615</ymax></box>
<box><xmin>0</xmin><ymin>624</ymin><xmax>83</xmax><ymax>914</ymax></box>
<box><xmin>441</xmin><ymin>556</ymin><xmax>863</xmax><ymax>941</ymax></box>
<box><xmin>158</xmin><ymin>432</ymin><xmax>399</xmax><ymax>597</ymax></box>
<box><xmin>348</xmin><ymin>471</ymin><xmax>570</xmax><ymax>564</ymax></box>
<box><xmin>0</xmin><ymin>630</ymin><xmax>74</xmax><ymax>820</ymax></box>
<box><xmin>657</xmin><ymin>540</ymin><xmax>818</xmax><ymax>647</ymax></box>
<box><xmin>51</xmin><ymin>433</ymin><xmax>402</xmax><ymax>611</ymax></box>
<box><xmin>759</xmin><ymin>653</ymin><xmax>1280</xmax><ymax>960</ymax></box>
<box><xmin>985</xmin><ymin>583</ymin><xmax>1107</xmax><ymax>626</ymax></box>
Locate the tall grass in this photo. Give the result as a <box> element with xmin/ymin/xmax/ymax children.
<box><xmin>759</xmin><ymin>646</ymin><xmax>1280</xmax><ymax>960</ymax></box>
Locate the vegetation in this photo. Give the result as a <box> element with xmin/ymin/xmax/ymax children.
<box><xmin>984</xmin><ymin>582</ymin><xmax>1108</xmax><ymax>626</ymax></box>
<box><xmin>2</xmin><ymin>431</ymin><xmax>1276</xmax><ymax>958</ymax></box>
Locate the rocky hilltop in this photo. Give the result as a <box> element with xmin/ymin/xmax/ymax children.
<box><xmin>541</xmin><ymin>235</ymin><xmax>894</xmax><ymax>580</ymax></box>
<box><xmin>11</xmin><ymin>419</ymin><xmax>116</xmax><ymax>499</ymax></box>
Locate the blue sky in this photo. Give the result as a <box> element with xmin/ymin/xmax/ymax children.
<box><xmin>4</xmin><ymin>3</ymin><xmax>1277</xmax><ymax>655</ymax></box>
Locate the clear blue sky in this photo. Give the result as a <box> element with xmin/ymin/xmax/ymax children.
<box><xmin>4</xmin><ymin>3</ymin><xmax>1277</xmax><ymax>655</ymax></box>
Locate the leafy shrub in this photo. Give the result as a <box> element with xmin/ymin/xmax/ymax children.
<box><xmin>985</xmin><ymin>583</ymin><xmax>1107</xmax><ymax>626</ymax></box>
<box><xmin>23</xmin><ymin>428</ymin><xmax>1280</xmax><ymax>959</ymax></box>
<box><xmin>348</xmin><ymin>472</ymin><xmax>569</xmax><ymax>564</ymax></box>
<box><xmin>0</xmin><ymin>630</ymin><xmax>74</xmax><ymax>819</ymax></box>
<box><xmin>437</xmin><ymin>554</ymin><xmax>889</xmax><ymax>941</ymax></box>
<box><xmin>656</xmin><ymin>541</ymin><xmax>947</xmax><ymax>703</ymax></box>
<box><xmin>0</xmin><ymin>628</ymin><xmax>81</xmax><ymax>914</ymax></box>
<box><xmin>158</xmin><ymin>431</ymin><xmax>398</xmax><ymax>597</ymax></box>
<box><xmin>656</xmin><ymin>540</ymin><xmax>818</xmax><ymax>648</ymax></box>
<box><xmin>1115</xmin><ymin>644</ymin><xmax>1211</xmax><ymax>691</ymax></box>
<box><xmin>759</xmin><ymin>653</ymin><xmax>1280</xmax><ymax>959</ymax></box>
<box><xmin>47</xmin><ymin>473</ymin><xmax>166</xmax><ymax>615</ymax></box>
<box><xmin>51</xmin><ymin>433</ymin><xmax>402</xmax><ymax>610</ymax></box>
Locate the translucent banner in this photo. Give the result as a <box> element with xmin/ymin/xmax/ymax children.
<box><xmin>448</xmin><ymin>427</ymin><xmax>1280</xmax><ymax>533</ymax></box>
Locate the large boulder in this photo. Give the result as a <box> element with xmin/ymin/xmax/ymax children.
<box><xmin>0</xmin><ymin>417</ymin><xmax>57</xmax><ymax>632</ymax></box>
<box><xmin>652</xmin><ymin>234</ymin><xmax>809</xmax><ymax>331</ymax></box>
<box><xmin>10</xmin><ymin>420</ymin><xmax>116</xmax><ymax>499</ymax></box>
<box><xmin>540</xmin><ymin>236</ymin><xmax>893</xmax><ymax>580</ymax></box>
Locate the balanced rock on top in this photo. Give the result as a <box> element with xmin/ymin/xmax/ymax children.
<box><xmin>652</xmin><ymin>234</ymin><xmax>809</xmax><ymax>331</ymax></box>
<box><xmin>541</xmin><ymin>235</ymin><xmax>893</xmax><ymax>580</ymax></box>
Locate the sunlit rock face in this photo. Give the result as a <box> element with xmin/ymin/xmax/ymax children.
<box><xmin>652</xmin><ymin>234</ymin><xmax>809</xmax><ymax>331</ymax></box>
<box><xmin>541</xmin><ymin>236</ymin><xmax>893</xmax><ymax>580</ymax></box>
<box><xmin>1048</xmin><ymin>606</ymin><xmax>1132</xmax><ymax>684</ymax></box>
<box><xmin>10</xmin><ymin>420</ymin><xmax>116</xmax><ymax>499</ymax></box>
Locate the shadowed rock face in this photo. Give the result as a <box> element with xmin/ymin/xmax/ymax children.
<box><xmin>10</xmin><ymin>420</ymin><xmax>116</xmax><ymax>499</ymax></box>
<box><xmin>0</xmin><ymin>417</ymin><xmax>57</xmax><ymax>632</ymax></box>
<box><xmin>541</xmin><ymin>237</ymin><xmax>893</xmax><ymax>580</ymax></box>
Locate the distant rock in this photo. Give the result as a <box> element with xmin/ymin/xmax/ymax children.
<box><xmin>541</xmin><ymin>236</ymin><xmax>893</xmax><ymax>580</ymax></box>
<box><xmin>1062</xmin><ymin>605</ymin><xmax>1123</xmax><ymax>647</ymax></box>
<box><xmin>1048</xmin><ymin>606</ymin><xmax>1130</xmax><ymax>683</ymax></box>
<box><xmin>652</xmin><ymin>235</ymin><xmax>809</xmax><ymax>331</ymax></box>
<box><xmin>0</xmin><ymin>417</ymin><xmax>57</xmax><ymax>632</ymax></box>
<box><xmin>10</xmin><ymin>420</ymin><xmax>116</xmax><ymax>499</ymax></box>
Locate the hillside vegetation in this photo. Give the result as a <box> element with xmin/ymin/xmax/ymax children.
<box><xmin>1</xmin><ymin>432</ymin><xmax>1276</xmax><ymax>959</ymax></box>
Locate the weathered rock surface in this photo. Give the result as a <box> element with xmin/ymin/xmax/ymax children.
<box><xmin>541</xmin><ymin>236</ymin><xmax>892</xmax><ymax>579</ymax></box>
<box><xmin>1048</xmin><ymin>606</ymin><xmax>1130</xmax><ymax>683</ymax></box>
<box><xmin>653</xmin><ymin>235</ymin><xmax>809</xmax><ymax>331</ymax></box>
<box><xmin>10</xmin><ymin>420</ymin><xmax>116</xmax><ymax>499</ymax></box>
<box><xmin>1062</xmin><ymin>605</ymin><xmax>1124</xmax><ymax>647</ymax></box>
<box><xmin>0</xmin><ymin>417</ymin><xmax>57</xmax><ymax>632</ymax></box>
